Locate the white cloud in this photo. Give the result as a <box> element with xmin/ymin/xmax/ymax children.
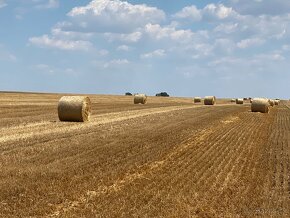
<box><xmin>200</xmin><ymin>8</ymin><xmax>290</xmax><ymax>42</ymax></box>
<box><xmin>255</xmin><ymin>53</ymin><xmax>285</xmax><ymax>61</ymax></box>
<box><xmin>214</xmin><ymin>23</ymin><xmax>239</xmax><ymax>34</ymax></box>
<box><xmin>51</xmin><ymin>27</ymin><xmax>95</xmax><ymax>40</ymax></box>
<box><xmin>145</xmin><ymin>23</ymin><xmax>194</xmax><ymax>43</ymax></box>
<box><xmin>272</xmin><ymin>28</ymin><xmax>286</xmax><ymax>40</ymax></box>
<box><xmin>33</xmin><ymin>64</ymin><xmax>55</xmax><ymax>75</ymax></box>
<box><xmin>117</xmin><ymin>45</ymin><xmax>130</xmax><ymax>51</ymax></box>
<box><xmin>0</xmin><ymin>53</ymin><xmax>17</xmax><ymax>62</ymax></box>
<box><xmin>208</xmin><ymin>57</ymin><xmax>242</xmax><ymax>67</ymax></box>
<box><xmin>0</xmin><ymin>45</ymin><xmax>17</xmax><ymax>62</ymax></box>
<box><xmin>191</xmin><ymin>43</ymin><xmax>213</xmax><ymax>58</ymax></box>
<box><xmin>214</xmin><ymin>38</ymin><xmax>236</xmax><ymax>54</ymax></box>
<box><xmin>203</xmin><ymin>4</ymin><xmax>237</xmax><ymax>20</ymax></box>
<box><xmin>174</xmin><ymin>4</ymin><xmax>239</xmax><ymax>22</ymax></box>
<box><xmin>140</xmin><ymin>49</ymin><xmax>165</xmax><ymax>59</ymax></box>
<box><xmin>33</xmin><ymin>64</ymin><xmax>79</xmax><ymax>76</ymax></box>
<box><xmin>227</xmin><ymin>0</ymin><xmax>290</xmax><ymax>15</ymax></box>
<box><xmin>237</xmin><ymin>37</ymin><xmax>265</xmax><ymax>49</ymax></box>
<box><xmin>67</xmin><ymin>0</ymin><xmax>165</xmax><ymax>33</ymax></box>
<box><xmin>104</xmin><ymin>31</ymin><xmax>142</xmax><ymax>43</ymax></box>
<box><xmin>98</xmin><ymin>49</ymin><xmax>109</xmax><ymax>56</ymax></box>
<box><xmin>29</xmin><ymin>35</ymin><xmax>92</xmax><ymax>51</ymax></box>
<box><xmin>103</xmin><ymin>59</ymin><xmax>129</xmax><ymax>68</ymax></box>
<box><xmin>233</xmin><ymin>14</ymin><xmax>290</xmax><ymax>40</ymax></box>
<box><xmin>282</xmin><ymin>44</ymin><xmax>290</xmax><ymax>51</ymax></box>
<box><xmin>0</xmin><ymin>0</ymin><xmax>7</xmax><ymax>8</ymax></box>
<box><xmin>35</xmin><ymin>0</ymin><xmax>59</xmax><ymax>9</ymax></box>
<box><xmin>13</xmin><ymin>1</ymin><xmax>59</xmax><ymax>20</ymax></box>
<box><xmin>173</xmin><ymin>5</ymin><xmax>201</xmax><ymax>21</ymax></box>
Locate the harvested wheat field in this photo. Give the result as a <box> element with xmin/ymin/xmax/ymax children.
<box><xmin>0</xmin><ymin>92</ymin><xmax>289</xmax><ymax>217</ymax></box>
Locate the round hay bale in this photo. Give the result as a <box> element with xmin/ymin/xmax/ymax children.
<box><xmin>251</xmin><ymin>98</ymin><xmax>269</xmax><ymax>113</ymax></box>
<box><xmin>250</xmin><ymin>98</ymin><xmax>253</xmax><ymax>103</ymax></box>
<box><xmin>236</xmin><ymin>98</ymin><xmax>244</xmax><ymax>104</ymax></box>
<box><xmin>194</xmin><ymin>97</ymin><xmax>202</xmax><ymax>103</ymax></box>
<box><xmin>134</xmin><ymin>94</ymin><xmax>147</xmax><ymax>104</ymax></box>
<box><xmin>274</xmin><ymin>100</ymin><xmax>279</xmax><ymax>105</ymax></box>
<box><xmin>268</xmin><ymin>99</ymin><xmax>275</xmax><ymax>107</ymax></box>
<box><xmin>231</xmin><ymin>98</ymin><xmax>236</xmax><ymax>103</ymax></box>
<box><xmin>204</xmin><ymin>96</ymin><xmax>216</xmax><ymax>105</ymax></box>
<box><xmin>58</xmin><ymin>96</ymin><xmax>91</xmax><ymax>122</ymax></box>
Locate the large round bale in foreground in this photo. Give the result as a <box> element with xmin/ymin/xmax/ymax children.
<box><xmin>194</xmin><ymin>97</ymin><xmax>202</xmax><ymax>103</ymax></box>
<box><xmin>204</xmin><ymin>96</ymin><xmax>216</xmax><ymax>105</ymax></box>
<box><xmin>268</xmin><ymin>99</ymin><xmax>275</xmax><ymax>107</ymax></box>
<box><xmin>134</xmin><ymin>94</ymin><xmax>147</xmax><ymax>104</ymax></box>
<box><xmin>236</xmin><ymin>98</ymin><xmax>244</xmax><ymax>104</ymax></box>
<box><xmin>58</xmin><ymin>96</ymin><xmax>91</xmax><ymax>122</ymax></box>
<box><xmin>251</xmin><ymin>98</ymin><xmax>269</xmax><ymax>113</ymax></box>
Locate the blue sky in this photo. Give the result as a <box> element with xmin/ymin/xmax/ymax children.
<box><xmin>0</xmin><ymin>0</ymin><xmax>289</xmax><ymax>98</ymax></box>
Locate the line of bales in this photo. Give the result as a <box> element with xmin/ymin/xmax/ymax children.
<box><xmin>131</xmin><ymin>94</ymin><xmax>280</xmax><ymax>114</ymax></box>
<box><xmin>229</xmin><ymin>97</ymin><xmax>280</xmax><ymax>113</ymax></box>
<box><xmin>57</xmin><ymin>94</ymin><xmax>280</xmax><ymax>122</ymax></box>
<box><xmin>192</xmin><ymin>96</ymin><xmax>280</xmax><ymax>113</ymax></box>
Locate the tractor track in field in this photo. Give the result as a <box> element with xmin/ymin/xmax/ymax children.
<box><xmin>49</xmin><ymin>106</ymin><xmax>249</xmax><ymax>217</ymax></box>
<box><xmin>128</xmin><ymin>110</ymin><xmax>270</xmax><ymax>217</ymax></box>
<box><xmin>40</xmin><ymin>105</ymin><xmax>241</xmax><ymax>217</ymax></box>
<box><xmin>58</xmin><ymin>105</ymin><xmax>289</xmax><ymax>217</ymax></box>
<box><xmin>0</xmin><ymin>104</ymin><xmax>235</xmax><ymax>149</ymax></box>
<box><xmin>0</xmin><ymin>105</ymin><xmax>196</xmax><ymax>146</ymax></box>
<box><xmin>261</xmin><ymin>105</ymin><xmax>290</xmax><ymax>217</ymax></box>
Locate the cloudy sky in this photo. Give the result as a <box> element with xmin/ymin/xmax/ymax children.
<box><xmin>0</xmin><ymin>0</ymin><xmax>289</xmax><ymax>98</ymax></box>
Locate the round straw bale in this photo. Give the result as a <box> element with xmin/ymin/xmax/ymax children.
<box><xmin>58</xmin><ymin>96</ymin><xmax>91</xmax><ymax>122</ymax></box>
<box><xmin>274</xmin><ymin>100</ymin><xmax>279</xmax><ymax>105</ymax></box>
<box><xmin>231</xmin><ymin>98</ymin><xmax>236</xmax><ymax>103</ymax></box>
<box><xmin>194</xmin><ymin>97</ymin><xmax>202</xmax><ymax>103</ymax></box>
<box><xmin>134</xmin><ymin>94</ymin><xmax>147</xmax><ymax>104</ymax></box>
<box><xmin>250</xmin><ymin>98</ymin><xmax>253</xmax><ymax>103</ymax></box>
<box><xmin>251</xmin><ymin>98</ymin><xmax>269</xmax><ymax>113</ymax></box>
<box><xmin>268</xmin><ymin>99</ymin><xmax>275</xmax><ymax>107</ymax></box>
<box><xmin>236</xmin><ymin>98</ymin><xmax>244</xmax><ymax>104</ymax></box>
<box><xmin>204</xmin><ymin>96</ymin><xmax>216</xmax><ymax>105</ymax></box>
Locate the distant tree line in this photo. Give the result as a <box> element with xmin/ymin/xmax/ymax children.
<box><xmin>125</xmin><ymin>92</ymin><xmax>170</xmax><ymax>97</ymax></box>
<box><xmin>155</xmin><ymin>92</ymin><xmax>169</xmax><ymax>97</ymax></box>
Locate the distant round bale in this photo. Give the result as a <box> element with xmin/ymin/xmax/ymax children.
<box><xmin>236</xmin><ymin>98</ymin><xmax>244</xmax><ymax>104</ymax></box>
<box><xmin>251</xmin><ymin>98</ymin><xmax>269</xmax><ymax>113</ymax></box>
<box><xmin>231</xmin><ymin>98</ymin><xmax>236</xmax><ymax>103</ymax></box>
<box><xmin>274</xmin><ymin>100</ymin><xmax>279</xmax><ymax>105</ymax></box>
<box><xmin>204</xmin><ymin>96</ymin><xmax>216</xmax><ymax>105</ymax></box>
<box><xmin>58</xmin><ymin>96</ymin><xmax>91</xmax><ymax>122</ymax></box>
<box><xmin>134</xmin><ymin>94</ymin><xmax>147</xmax><ymax>104</ymax></box>
<box><xmin>194</xmin><ymin>97</ymin><xmax>202</xmax><ymax>103</ymax></box>
<box><xmin>268</xmin><ymin>99</ymin><xmax>275</xmax><ymax>107</ymax></box>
